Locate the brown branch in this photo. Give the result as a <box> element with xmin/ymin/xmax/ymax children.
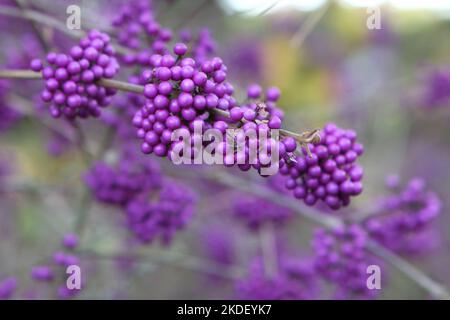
<box><xmin>0</xmin><ymin>69</ymin><xmax>319</xmax><ymax>148</ymax></box>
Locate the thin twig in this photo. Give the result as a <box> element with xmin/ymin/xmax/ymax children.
<box><xmin>0</xmin><ymin>69</ymin><xmax>319</xmax><ymax>147</ymax></box>
<box><xmin>74</xmin><ymin>189</ymin><xmax>92</xmax><ymax>236</ymax></box>
<box><xmin>70</xmin><ymin>120</ymin><xmax>92</xmax><ymax>166</ymax></box>
<box><xmin>207</xmin><ymin>170</ymin><xmax>450</xmax><ymax>299</ymax></box>
<box><xmin>13</xmin><ymin>0</ymin><xmax>51</xmax><ymax>52</ymax></box>
<box><xmin>172</xmin><ymin>0</ymin><xmax>210</xmax><ymax>30</ymax></box>
<box><xmin>0</xmin><ymin>4</ymin><xmax>131</xmax><ymax>55</ymax></box>
<box><xmin>366</xmin><ymin>240</ymin><xmax>450</xmax><ymax>299</ymax></box>
<box><xmin>8</xmin><ymin>93</ymin><xmax>83</xmax><ymax>151</ymax></box>
<box><xmin>259</xmin><ymin>222</ymin><xmax>278</xmax><ymax>278</ymax></box>
<box><xmin>69</xmin><ymin>119</ymin><xmax>93</xmax><ymax>236</ymax></box>
<box><xmin>257</xmin><ymin>1</ymin><xmax>279</xmax><ymax>16</ymax></box>
<box><xmin>209</xmin><ymin>170</ymin><xmax>342</xmax><ymax>229</ymax></box>
<box><xmin>0</xmin><ymin>4</ymin><xmax>83</xmax><ymax>38</ymax></box>
<box><xmin>78</xmin><ymin>249</ymin><xmax>245</xmax><ymax>280</ymax></box>
<box><xmin>290</xmin><ymin>2</ymin><xmax>330</xmax><ymax>48</ymax></box>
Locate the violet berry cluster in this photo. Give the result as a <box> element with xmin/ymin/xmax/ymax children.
<box><xmin>233</xmin><ymin>194</ymin><xmax>293</xmax><ymax>230</ymax></box>
<box><xmin>201</xmin><ymin>226</ymin><xmax>235</xmax><ymax>268</ymax></box>
<box><xmin>422</xmin><ymin>67</ymin><xmax>450</xmax><ymax>108</ymax></box>
<box><xmin>313</xmin><ymin>225</ymin><xmax>379</xmax><ymax>299</ymax></box>
<box><xmin>279</xmin><ymin>123</ymin><xmax>364</xmax><ymax>210</ymax></box>
<box><xmin>0</xmin><ymin>277</ymin><xmax>17</xmax><ymax>300</ymax></box>
<box><xmin>125</xmin><ymin>179</ymin><xmax>196</xmax><ymax>244</ymax></box>
<box><xmin>215</xmin><ymin>84</ymin><xmax>294</xmax><ymax>176</ymax></box>
<box><xmin>112</xmin><ymin>0</ymin><xmax>172</xmax><ymax>65</ymax></box>
<box><xmin>244</xmin><ymin>83</ymin><xmax>284</xmax><ymax>119</ymax></box>
<box><xmin>30</xmin><ymin>30</ymin><xmax>119</xmax><ymax>119</ymax></box>
<box><xmin>85</xmin><ymin>154</ymin><xmax>195</xmax><ymax>245</ymax></box>
<box><xmin>30</xmin><ymin>234</ymin><xmax>82</xmax><ymax>299</ymax></box>
<box><xmin>84</xmin><ymin>156</ymin><xmax>162</xmax><ymax>207</ymax></box>
<box><xmin>179</xmin><ymin>28</ymin><xmax>216</xmax><ymax>64</ymax></box>
<box><xmin>365</xmin><ymin>176</ymin><xmax>441</xmax><ymax>255</ymax></box>
<box><xmin>236</xmin><ymin>256</ymin><xmax>317</xmax><ymax>300</ymax></box>
<box><xmin>133</xmin><ymin>42</ymin><xmax>237</xmax><ymax>158</ymax></box>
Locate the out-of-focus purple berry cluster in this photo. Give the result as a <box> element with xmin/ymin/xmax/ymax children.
<box><xmin>313</xmin><ymin>224</ymin><xmax>379</xmax><ymax>299</ymax></box>
<box><xmin>0</xmin><ymin>277</ymin><xmax>17</xmax><ymax>300</ymax></box>
<box><xmin>179</xmin><ymin>28</ymin><xmax>216</xmax><ymax>65</ymax></box>
<box><xmin>236</xmin><ymin>256</ymin><xmax>317</xmax><ymax>300</ymax></box>
<box><xmin>365</xmin><ymin>176</ymin><xmax>441</xmax><ymax>256</ymax></box>
<box><xmin>126</xmin><ymin>179</ymin><xmax>196</xmax><ymax>244</ymax></box>
<box><xmin>111</xmin><ymin>0</ymin><xmax>173</xmax><ymax>65</ymax></box>
<box><xmin>85</xmin><ymin>155</ymin><xmax>162</xmax><ymax>207</ymax></box>
<box><xmin>423</xmin><ymin>67</ymin><xmax>450</xmax><ymax>108</ymax></box>
<box><xmin>85</xmin><ymin>153</ymin><xmax>195</xmax><ymax>245</ymax></box>
<box><xmin>233</xmin><ymin>195</ymin><xmax>292</xmax><ymax>230</ymax></box>
<box><xmin>30</xmin><ymin>234</ymin><xmax>83</xmax><ymax>299</ymax></box>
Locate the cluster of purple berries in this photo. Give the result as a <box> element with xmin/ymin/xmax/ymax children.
<box><xmin>30</xmin><ymin>234</ymin><xmax>82</xmax><ymax>299</ymax></box>
<box><xmin>133</xmin><ymin>43</ymin><xmax>237</xmax><ymax>158</ymax></box>
<box><xmin>201</xmin><ymin>226</ymin><xmax>235</xmax><ymax>268</ymax></box>
<box><xmin>226</xmin><ymin>36</ymin><xmax>263</xmax><ymax>81</ymax></box>
<box><xmin>244</xmin><ymin>83</ymin><xmax>284</xmax><ymax>119</ymax></box>
<box><xmin>313</xmin><ymin>225</ymin><xmax>379</xmax><ymax>299</ymax></box>
<box><xmin>112</xmin><ymin>0</ymin><xmax>172</xmax><ymax>65</ymax></box>
<box><xmin>236</xmin><ymin>256</ymin><xmax>317</xmax><ymax>300</ymax></box>
<box><xmin>0</xmin><ymin>277</ymin><xmax>17</xmax><ymax>299</ymax></box>
<box><xmin>214</xmin><ymin>84</ymin><xmax>293</xmax><ymax>176</ymax></box>
<box><xmin>365</xmin><ymin>176</ymin><xmax>441</xmax><ymax>255</ymax></box>
<box><xmin>423</xmin><ymin>67</ymin><xmax>450</xmax><ymax>108</ymax></box>
<box><xmin>30</xmin><ymin>30</ymin><xmax>119</xmax><ymax>119</ymax></box>
<box><xmin>125</xmin><ymin>179</ymin><xmax>196</xmax><ymax>244</ymax></box>
<box><xmin>84</xmin><ymin>156</ymin><xmax>162</xmax><ymax>207</ymax></box>
<box><xmin>279</xmin><ymin>123</ymin><xmax>364</xmax><ymax>210</ymax></box>
<box><xmin>85</xmin><ymin>154</ymin><xmax>195</xmax><ymax>244</ymax></box>
<box><xmin>233</xmin><ymin>195</ymin><xmax>293</xmax><ymax>230</ymax></box>
<box><xmin>179</xmin><ymin>28</ymin><xmax>216</xmax><ymax>65</ymax></box>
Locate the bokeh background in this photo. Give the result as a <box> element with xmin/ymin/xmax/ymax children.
<box><xmin>1</xmin><ymin>0</ymin><xmax>450</xmax><ymax>299</ymax></box>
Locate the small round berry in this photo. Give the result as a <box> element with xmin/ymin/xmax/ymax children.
<box><xmin>266</xmin><ymin>87</ymin><xmax>281</xmax><ymax>102</ymax></box>
<box><xmin>173</xmin><ymin>43</ymin><xmax>188</xmax><ymax>56</ymax></box>
<box><xmin>157</xmin><ymin>67</ymin><xmax>172</xmax><ymax>81</ymax></box>
<box><xmin>144</xmin><ymin>84</ymin><xmax>158</xmax><ymax>98</ymax></box>
<box><xmin>30</xmin><ymin>59</ymin><xmax>43</xmax><ymax>72</ymax></box>
<box><xmin>247</xmin><ymin>84</ymin><xmax>262</xmax><ymax>99</ymax></box>
<box><xmin>180</xmin><ymin>79</ymin><xmax>195</xmax><ymax>92</ymax></box>
<box><xmin>268</xmin><ymin>116</ymin><xmax>282</xmax><ymax>129</ymax></box>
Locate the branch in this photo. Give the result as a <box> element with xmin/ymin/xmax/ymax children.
<box><xmin>0</xmin><ymin>4</ymin><xmax>83</xmax><ymax>38</ymax></box>
<box><xmin>290</xmin><ymin>2</ymin><xmax>330</xmax><ymax>48</ymax></box>
<box><xmin>173</xmin><ymin>0</ymin><xmax>210</xmax><ymax>30</ymax></box>
<box><xmin>206</xmin><ymin>170</ymin><xmax>450</xmax><ymax>300</ymax></box>
<box><xmin>366</xmin><ymin>240</ymin><xmax>450</xmax><ymax>300</ymax></box>
<box><xmin>13</xmin><ymin>0</ymin><xmax>51</xmax><ymax>52</ymax></box>
<box><xmin>259</xmin><ymin>222</ymin><xmax>278</xmax><ymax>278</ymax></box>
<box><xmin>0</xmin><ymin>69</ymin><xmax>320</xmax><ymax>147</ymax></box>
<box><xmin>78</xmin><ymin>249</ymin><xmax>245</xmax><ymax>280</ymax></box>
<box><xmin>0</xmin><ymin>5</ymin><xmax>131</xmax><ymax>55</ymax></box>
